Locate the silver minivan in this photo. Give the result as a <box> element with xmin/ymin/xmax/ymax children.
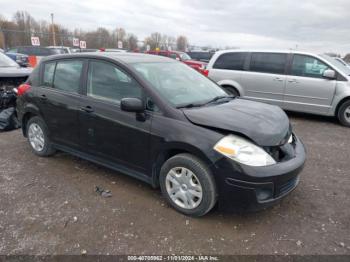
<box><xmin>207</xmin><ymin>50</ymin><xmax>350</xmax><ymax>126</ymax></box>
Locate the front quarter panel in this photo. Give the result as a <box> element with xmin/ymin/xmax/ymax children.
<box><xmin>330</xmin><ymin>80</ymin><xmax>350</xmax><ymax>115</ymax></box>
<box><xmin>149</xmin><ymin>113</ymin><xmax>225</xmax><ymax>182</ymax></box>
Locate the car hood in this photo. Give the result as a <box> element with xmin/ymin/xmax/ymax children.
<box><xmin>0</xmin><ymin>66</ymin><xmax>32</xmax><ymax>77</ymax></box>
<box><xmin>182</xmin><ymin>99</ymin><xmax>291</xmax><ymax>146</ymax></box>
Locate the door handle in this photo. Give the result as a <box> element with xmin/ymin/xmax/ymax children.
<box><xmin>80</xmin><ymin>106</ymin><xmax>94</xmax><ymax>113</ymax></box>
<box><xmin>39</xmin><ymin>94</ymin><xmax>47</xmax><ymax>100</ymax></box>
<box><xmin>288</xmin><ymin>79</ymin><xmax>299</xmax><ymax>83</ymax></box>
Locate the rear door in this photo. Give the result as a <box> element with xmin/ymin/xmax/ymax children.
<box><xmin>35</xmin><ymin>59</ymin><xmax>85</xmax><ymax>149</ymax></box>
<box><xmin>283</xmin><ymin>54</ymin><xmax>336</xmax><ymax>114</ymax></box>
<box><xmin>240</xmin><ymin>52</ymin><xmax>288</xmax><ymax>106</ymax></box>
<box><xmin>79</xmin><ymin>59</ymin><xmax>152</xmax><ymax>173</ymax></box>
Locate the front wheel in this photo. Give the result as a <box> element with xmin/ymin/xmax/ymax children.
<box><xmin>337</xmin><ymin>100</ymin><xmax>350</xmax><ymax>127</ymax></box>
<box><xmin>159</xmin><ymin>153</ymin><xmax>217</xmax><ymax>217</ymax></box>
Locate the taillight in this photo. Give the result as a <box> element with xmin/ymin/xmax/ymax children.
<box><xmin>201</xmin><ymin>69</ymin><xmax>209</xmax><ymax>77</ymax></box>
<box><xmin>17</xmin><ymin>83</ymin><xmax>31</xmax><ymax>96</ymax></box>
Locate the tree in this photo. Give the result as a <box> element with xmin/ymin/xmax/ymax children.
<box><xmin>176</xmin><ymin>35</ymin><xmax>188</xmax><ymax>51</ymax></box>
<box><xmin>144</xmin><ymin>32</ymin><xmax>162</xmax><ymax>50</ymax></box>
<box><xmin>344</xmin><ymin>54</ymin><xmax>350</xmax><ymax>63</ymax></box>
<box><xmin>127</xmin><ymin>33</ymin><xmax>138</xmax><ymax>51</ymax></box>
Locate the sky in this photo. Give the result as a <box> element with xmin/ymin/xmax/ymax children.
<box><xmin>1</xmin><ymin>0</ymin><xmax>350</xmax><ymax>54</ymax></box>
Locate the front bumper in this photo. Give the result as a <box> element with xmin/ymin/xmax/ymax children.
<box><xmin>213</xmin><ymin>135</ymin><xmax>306</xmax><ymax>212</ymax></box>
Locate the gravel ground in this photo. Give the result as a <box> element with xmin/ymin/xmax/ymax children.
<box><xmin>0</xmin><ymin>112</ymin><xmax>349</xmax><ymax>255</ymax></box>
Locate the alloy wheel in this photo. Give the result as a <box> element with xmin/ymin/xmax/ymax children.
<box><xmin>28</xmin><ymin>123</ymin><xmax>45</xmax><ymax>152</ymax></box>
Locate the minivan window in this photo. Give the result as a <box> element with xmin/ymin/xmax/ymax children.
<box><xmin>291</xmin><ymin>55</ymin><xmax>329</xmax><ymax>78</ymax></box>
<box><xmin>250</xmin><ymin>53</ymin><xmax>287</xmax><ymax>74</ymax></box>
<box><xmin>213</xmin><ymin>52</ymin><xmax>247</xmax><ymax>70</ymax></box>
<box><xmin>53</xmin><ymin>60</ymin><xmax>83</xmax><ymax>93</ymax></box>
<box><xmin>87</xmin><ymin>60</ymin><xmax>142</xmax><ymax>103</ymax></box>
<box><xmin>43</xmin><ymin>62</ymin><xmax>56</xmax><ymax>87</ymax></box>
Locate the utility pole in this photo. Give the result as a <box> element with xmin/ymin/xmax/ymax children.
<box><xmin>51</xmin><ymin>13</ymin><xmax>56</xmax><ymax>46</ymax></box>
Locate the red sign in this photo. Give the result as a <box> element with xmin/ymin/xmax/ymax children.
<box><xmin>31</xmin><ymin>37</ymin><xmax>40</xmax><ymax>46</ymax></box>
<box><xmin>79</xmin><ymin>41</ymin><xmax>86</xmax><ymax>49</ymax></box>
<box><xmin>73</xmin><ymin>38</ymin><xmax>80</xmax><ymax>47</ymax></box>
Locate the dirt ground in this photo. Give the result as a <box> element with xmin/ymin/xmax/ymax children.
<box><xmin>0</xmin><ymin>112</ymin><xmax>349</xmax><ymax>255</ymax></box>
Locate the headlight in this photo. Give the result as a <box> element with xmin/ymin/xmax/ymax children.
<box><xmin>214</xmin><ymin>134</ymin><xmax>276</xmax><ymax>167</ymax></box>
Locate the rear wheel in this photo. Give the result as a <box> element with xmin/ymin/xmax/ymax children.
<box><xmin>159</xmin><ymin>153</ymin><xmax>217</xmax><ymax>217</ymax></box>
<box><xmin>222</xmin><ymin>85</ymin><xmax>239</xmax><ymax>97</ymax></box>
<box><xmin>26</xmin><ymin>116</ymin><xmax>56</xmax><ymax>156</ymax></box>
<box><xmin>337</xmin><ymin>100</ymin><xmax>350</xmax><ymax>127</ymax></box>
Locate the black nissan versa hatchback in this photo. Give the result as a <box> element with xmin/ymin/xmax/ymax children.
<box><xmin>16</xmin><ymin>53</ymin><xmax>306</xmax><ymax>217</ymax></box>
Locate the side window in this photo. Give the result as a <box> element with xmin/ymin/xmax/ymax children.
<box><xmin>43</xmin><ymin>62</ymin><xmax>56</xmax><ymax>87</ymax></box>
<box><xmin>213</xmin><ymin>52</ymin><xmax>247</xmax><ymax>70</ymax></box>
<box><xmin>8</xmin><ymin>48</ymin><xmax>18</xmax><ymax>53</ymax></box>
<box><xmin>87</xmin><ymin>60</ymin><xmax>142</xmax><ymax>103</ymax></box>
<box><xmin>27</xmin><ymin>66</ymin><xmax>40</xmax><ymax>86</ymax></box>
<box><xmin>169</xmin><ymin>53</ymin><xmax>177</xmax><ymax>60</ymax></box>
<box><xmin>291</xmin><ymin>55</ymin><xmax>330</xmax><ymax>78</ymax></box>
<box><xmin>250</xmin><ymin>53</ymin><xmax>287</xmax><ymax>74</ymax></box>
<box><xmin>53</xmin><ymin>60</ymin><xmax>83</xmax><ymax>93</ymax></box>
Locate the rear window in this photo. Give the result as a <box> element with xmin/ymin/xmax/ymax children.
<box><xmin>43</xmin><ymin>62</ymin><xmax>56</xmax><ymax>87</ymax></box>
<box><xmin>213</xmin><ymin>52</ymin><xmax>247</xmax><ymax>70</ymax></box>
<box><xmin>53</xmin><ymin>60</ymin><xmax>83</xmax><ymax>93</ymax></box>
<box><xmin>249</xmin><ymin>53</ymin><xmax>287</xmax><ymax>74</ymax></box>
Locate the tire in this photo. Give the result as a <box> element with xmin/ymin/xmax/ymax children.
<box><xmin>159</xmin><ymin>153</ymin><xmax>217</xmax><ymax>217</ymax></box>
<box><xmin>223</xmin><ymin>85</ymin><xmax>239</xmax><ymax>97</ymax></box>
<box><xmin>337</xmin><ymin>100</ymin><xmax>350</xmax><ymax>127</ymax></box>
<box><xmin>26</xmin><ymin>116</ymin><xmax>56</xmax><ymax>157</ymax></box>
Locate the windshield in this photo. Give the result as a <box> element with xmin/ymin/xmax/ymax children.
<box><xmin>180</xmin><ymin>53</ymin><xmax>191</xmax><ymax>61</ymax></box>
<box><xmin>320</xmin><ymin>54</ymin><xmax>350</xmax><ymax>76</ymax></box>
<box><xmin>132</xmin><ymin>62</ymin><xmax>228</xmax><ymax>107</ymax></box>
<box><xmin>0</xmin><ymin>52</ymin><xmax>18</xmax><ymax>67</ymax></box>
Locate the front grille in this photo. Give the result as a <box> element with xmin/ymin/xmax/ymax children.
<box><xmin>265</xmin><ymin>135</ymin><xmax>296</xmax><ymax>163</ymax></box>
<box><xmin>275</xmin><ymin>176</ymin><xmax>298</xmax><ymax>197</ymax></box>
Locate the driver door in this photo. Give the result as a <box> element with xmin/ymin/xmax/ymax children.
<box><xmin>283</xmin><ymin>54</ymin><xmax>336</xmax><ymax>114</ymax></box>
<box><xmin>79</xmin><ymin>59</ymin><xmax>152</xmax><ymax>173</ymax></box>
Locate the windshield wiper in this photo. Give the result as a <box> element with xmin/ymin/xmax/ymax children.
<box><xmin>203</xmin><ymin>95</ymin><xmax>234</xmax><ymax>106</ymax></box>
<box><xmin>176</xmin><ymin>103</ymin><xmax>204</xmax><ymax>109</ymax></box>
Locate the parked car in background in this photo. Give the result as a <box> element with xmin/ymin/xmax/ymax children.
<box><xmin>207</xmin><ymin>50</ymin><xmax>350</xmax><ymax>127</ymax></box>
<box><xmin>146</xmin><ymin>50</ymin><xmax>208</xmax><ymax>76</ymax></box>
<box><xmin>16</xmin><ymin>52</ymin><xmax>305</xmax><ymax>216</ymax></box>
<box><xmin>186</xmin><ymin>51</ymin><xmax>214</xmax><ymax>63</ymax></box>
<box><xmin>98</xmin><ymin>48</ymin><xmax>128</xmax><ymax>53</ymax></box>
<box><xmin>5</xmin><ymin>52</ymin><xmax>30</xmax><ymax>67</ymax></box>
<box><xmin>0</xmin><ymin>52</ymin><xmax>32</xmax><ymax>89</ymax></box>
<box><xmin>334</xmin><ymin>57</ymin><xmax>350</xmax><ymax>69</ymax></box>
<box><xmin>7</xmin><ymin>46</ymin><xmax>68</xmax><ymax>67</ymax></box>
<box><xmin>47</xmin><ymin>46</ymin><xmax>73</xmax><ymax>54</ymax></box>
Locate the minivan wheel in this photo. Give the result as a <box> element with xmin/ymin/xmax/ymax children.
<box><xmin>223</xmin><ymin>86</ymin><xmax>239</xmax><ymax>97</ymax></box>
<box><xmin>159</xmin><ymin>153</ymin><xmax>217</xmax><ymax>217</ymax></box>
<box><xmin>26</xmin><ymin>116</ymin><xmax>56</xmax><ymax>156</ymax></box>
<box><xmin>337</xmin><ymin>100</ymin><xmax>350</xmax><ymax>127</ymax></box>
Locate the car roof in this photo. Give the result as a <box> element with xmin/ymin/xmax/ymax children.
<box><xmin>42</xmin><ymin>52</ymin><xmax>176</xmax><ymax>64</ymax></box>
<box><xmin>214</xmin><ymin>49</ymin><xmax>322</xmax><ymax>56</ymax></box>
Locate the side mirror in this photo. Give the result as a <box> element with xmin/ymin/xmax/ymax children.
<box><xmin>323</xmin><ymin>69</ymin><xmax>336</xmax><ymax>79</ymax></box>
<box><xmin>120</xmin><ymin>98</ymin><xmax>145</xmax><ymax>113</ymax></box>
